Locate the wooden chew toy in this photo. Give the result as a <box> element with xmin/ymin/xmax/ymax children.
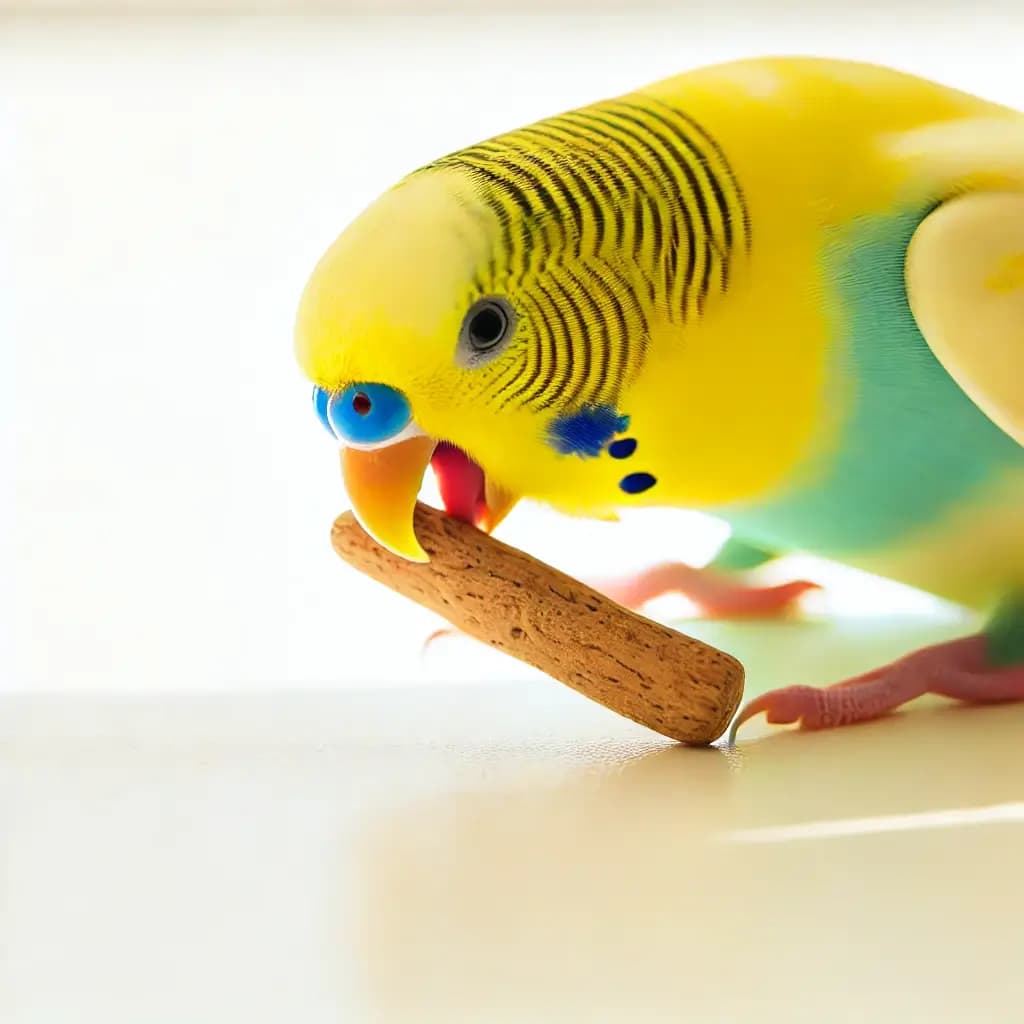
<box><xmin>331</xmin><ymin>503</ymin><xmax>745</xmax><ymax>745</ymax></box>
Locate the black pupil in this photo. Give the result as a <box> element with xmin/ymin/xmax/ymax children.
<box><xmin>352</xmin><ymin>392</ymin><xmax>372</xmax><ymax>416</ymax></box>
<box><xmin>469</xmin><ymin>305</ymin><xmax>506</xmax><ymax>348</ymax></box>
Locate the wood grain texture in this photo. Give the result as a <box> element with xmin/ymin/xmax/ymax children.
<box><xmin>331</xmin><ymin>503</ymin><xmax>744</xmax><ymax>745</ymax></box>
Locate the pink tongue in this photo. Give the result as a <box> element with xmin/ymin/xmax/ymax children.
<box><xmin>430</xmin><ymin>442</ymin><xmax>486</xmax><ymax>526</ymax></box>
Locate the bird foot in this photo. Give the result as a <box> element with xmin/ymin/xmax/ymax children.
<box><xmin>590</xmin><ymin>561</ymin><xmax>820</xmax><ymax>619</ymax></box>
<box><xmin>729</xmin><ymin>634</ymin><xmax>1024</xmax><ymax>741</ymax></box>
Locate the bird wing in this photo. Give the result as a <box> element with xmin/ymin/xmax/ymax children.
<box><xmin>906</xmin><ymin>189</ymin><xmax>1024</xmax><ymax>448</ymax></box>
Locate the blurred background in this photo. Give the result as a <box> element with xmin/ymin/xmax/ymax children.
<box><xmin>5</xmin><ymin>1</ymin><xmax>1020</xmax><ymax>697</ymax></box>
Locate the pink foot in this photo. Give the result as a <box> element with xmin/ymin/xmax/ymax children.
<box><xmin>729</xmin><ymin>635</ymin><xmax>1024</xmax><ymax>741</ymax></box>
<box><xmin>591</xmin><ymin>561</ymin><xmax>820</xmax><ymax>618</ymax></box>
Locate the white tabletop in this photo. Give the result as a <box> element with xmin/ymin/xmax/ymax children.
<box><xmin>2</xmin><ymin>669</ymin><xmax>1022</xmax><ymax>1024</ymax></box>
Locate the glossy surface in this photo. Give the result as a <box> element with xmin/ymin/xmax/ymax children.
<box><xmin>2</xmin><ymin>619</ymin><xmax>1021</xmax><ymax>1023</ymax></box>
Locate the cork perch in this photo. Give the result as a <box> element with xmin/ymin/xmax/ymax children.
<box><xmin>331</xmin><ymin>503</ymin><xmax>745</xmax><ymax>745</ymax></box>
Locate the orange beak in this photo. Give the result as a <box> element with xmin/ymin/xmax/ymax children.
<box><xmin>340</xmin><ymin>437</ymin><xmax>437</xmax><ymax>562</ymax></box>
<box><xmin>340</xmin><ymin>437</ymin><xmax>520</xmax><ymax>562</ymax></box>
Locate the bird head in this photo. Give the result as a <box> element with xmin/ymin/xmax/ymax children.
<box><xmin>295</xmin><ymin>141</ymin><xmax>650</xmax><ymax>560</ymax></box>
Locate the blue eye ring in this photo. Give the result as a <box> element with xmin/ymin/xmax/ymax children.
<box><xmin>319</xmin><ymin>383</ymin><xmax>413</xmax><ymax>446</ymax></box>
<box><xmin>312</xmin><ymin>386</ymin><xmax>334</xmax><ymax>437</ymax></box>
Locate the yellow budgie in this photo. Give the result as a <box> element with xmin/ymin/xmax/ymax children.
<box><xmin>295</xmin><ymin>57</ymin><xmax>1024</xmax><ymax>737</ymax></box>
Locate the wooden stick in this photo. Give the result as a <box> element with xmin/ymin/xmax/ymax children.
<box><xmin>331</xmin><ymin>503</ymin><xmax>744</xmax><ymax>745</ymax></box>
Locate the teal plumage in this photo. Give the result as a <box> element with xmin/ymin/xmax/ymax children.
<box><xmin>719</xmin><ymin>207</ymin><xmax>1024</xmax><ymax>586</ymax></box>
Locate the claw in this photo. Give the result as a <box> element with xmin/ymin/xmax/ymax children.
<box><xmin>729</xmin><ymin>635</ymin><xmax>1024</xmax><ymax>743</ymax></box>
<box><xmin>420</xmin><ymin>626</ymin><xmax>461</xmax><ymax>657</ymax></box>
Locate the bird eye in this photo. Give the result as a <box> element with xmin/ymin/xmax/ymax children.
<box><xmin>459</xmin><ymin>297</ymin><xmax>516</xmax><ymax>359</ymax></box>
<box><xmin>467</xmin><ymin>303</ymin><xmax>507</xmax><ymax>349</ymax></box>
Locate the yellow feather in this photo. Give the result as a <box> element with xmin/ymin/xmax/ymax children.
<box><xmin>296</xmin><ymin>56</ymin><xmax>1020</xmax><ymax>524</ymax></box>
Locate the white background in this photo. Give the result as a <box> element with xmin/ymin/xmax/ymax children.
<box><xmin>5</xmin><ymin>8</ymin><xmax>1015</xmax><ymax>695</ymax></box>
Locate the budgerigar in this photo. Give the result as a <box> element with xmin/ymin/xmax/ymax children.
<box><xmin>295</xmin><ymin>57</ymin><xmax>1024</xmax><ymax>738</ymax></box>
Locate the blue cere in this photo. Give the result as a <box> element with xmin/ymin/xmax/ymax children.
<box><xmin>619</xmin><ymin>472</ymin><xmax>657</xmax><ymax>495</ymax></box>
<box><xmin>547</xmin><ymin>406</ymin><xmax>630</xmax><ymax>458</ymax></box>
<box><xmin>608</xmin><ymin>438</ymin><xmax>637</xmax><ymax>459</ymax></box>
<box><xmin>324</xmin><ymin>383</ymin><xmax>413</xmax><ymax>445</ymax></box>
<box><xmin>312</xmin><ymin>386</ymin><xmax>335</xmax><ymax>437</ymax></box>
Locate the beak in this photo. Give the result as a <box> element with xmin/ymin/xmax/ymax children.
<box><xmin>340</xmin><ymin>437</ymin><xmax>436</xmax><ymax>562</ymax></box>
<box><xmin>340</xmin><ymin>436</ymin><xmax>520</xmax><ymax>562</ymax></box>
